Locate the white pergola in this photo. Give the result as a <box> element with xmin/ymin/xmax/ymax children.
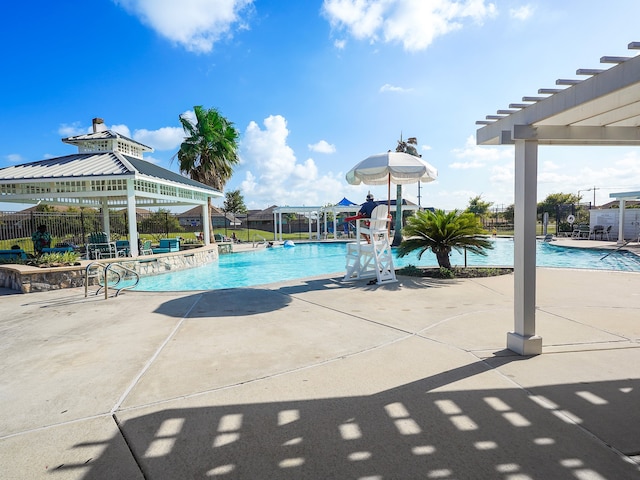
<box><xmin>476</xmin><ymin>41</ymin><xmax>640</xmax><ymax>355</ymax></box>
<box><xmin>0</xmin><ymin>121</ymin><xmax>222</xmax><ymax>256</ymax></box>
<box><xmin>273</xmin><ymin>202</ymin><xmax>420</xmax><ymax>241</ymax></box>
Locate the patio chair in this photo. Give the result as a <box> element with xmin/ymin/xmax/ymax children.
<box><xmin>140</xmin><ymin>240</ymin><xmax>153</xmax><ymax>255</ymax></box>
<box><xmin>589</xmin><ymin>225</ymin><xmax>604</xmax><ymax>240</ymax></box>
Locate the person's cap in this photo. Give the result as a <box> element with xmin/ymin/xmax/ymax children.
<box><xmin>366</xmin><ymin>193</ymin><xmax>374</xmax><ymax>200</ymax></box>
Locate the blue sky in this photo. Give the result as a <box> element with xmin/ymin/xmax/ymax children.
<box><xmin>2</xmin><ymin>0</ymin><xmax>640</xmax><ymax>212</ymax></box>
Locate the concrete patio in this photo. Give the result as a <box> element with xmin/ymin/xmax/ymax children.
<box><xmin>1</xmin><ymin>266</ymin><xmax>639</xmax><ymax>479</ymax></box>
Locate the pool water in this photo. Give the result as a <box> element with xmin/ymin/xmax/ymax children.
<box><xmin>134</xmin><ymin>239</ymin><xmax>640</xmax><ymax>291</ymax></box>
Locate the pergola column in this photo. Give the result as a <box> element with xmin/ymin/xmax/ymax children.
<box><xmin>617</xmin><ymin>199</ymin><xmax>626</xmax><ymax>245</ymax></box>
<box><xmin>508</xmin><ymin>139</ymin><xmax>542</xmax><ymax>355</ymax></box>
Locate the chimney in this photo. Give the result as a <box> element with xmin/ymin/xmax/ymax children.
<box><xmin>92</xmin><ymin>117</ymin><xmax>105</xmax><ymax>133</ymax></box>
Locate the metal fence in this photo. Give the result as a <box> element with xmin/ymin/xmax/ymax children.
<box><xmin>0</xmin><ymin>211</ymin><xmax>199</xmax><ymax>253</ymax></box>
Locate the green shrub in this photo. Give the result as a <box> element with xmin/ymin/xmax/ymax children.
<box><xmin>34</xmin><ymin>251</ymin><xmax>80</xmax><ymax>265</ymax></box>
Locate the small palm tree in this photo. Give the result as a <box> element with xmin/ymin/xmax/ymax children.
<box><xmin>397</xmin><ymin>209</ymin><xmax>493</xmax><ymax>269</ymax></box>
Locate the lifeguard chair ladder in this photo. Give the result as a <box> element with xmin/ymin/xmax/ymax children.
<box><xmin>344</xmin><ymin>205</ymin><xmax>397</xmax><ymax>284</ymax></box>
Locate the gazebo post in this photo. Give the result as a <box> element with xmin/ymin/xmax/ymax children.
<box><xmin>101</xmin><ymin>198</ymin><xmax>111</xmax><ymax>241</ymax></box>
<box><xmin>126</xmin><ymin>181</ymin><xmax>139</xmax><ymax>257</ymax></box>
<box><xmin>202</xmin><ymin>203</ymin><xmax>211</xmax><ymax>245</ymax></box>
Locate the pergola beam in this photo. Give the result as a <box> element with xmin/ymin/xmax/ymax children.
<box><xmin>512</xmin><ymin>125</ymin><xmax>640</xmax><ymax>144</ymax></box>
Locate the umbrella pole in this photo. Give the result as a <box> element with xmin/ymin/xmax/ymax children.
<box><xmin>387</xmin><ymin>174</ymin><xmax>391</xmax><ymax>236</ymax></box>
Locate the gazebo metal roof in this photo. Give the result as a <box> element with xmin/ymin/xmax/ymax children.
<box><xmin>476</xmin><ymin>41</ymin><xmax>640</xmax><ymax>356</ymax></box>
<box><xmin>0</xmin><ymin>152</ymin><xmax>220</xmax><ymax>209</ymax></box>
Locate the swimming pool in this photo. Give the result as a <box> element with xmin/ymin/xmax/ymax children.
<box><xmin>134</xmin><ymin>239</ymin><xmax>640</xmax><ymax>291</ymax></box>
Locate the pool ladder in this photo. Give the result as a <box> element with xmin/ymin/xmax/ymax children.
<box><xmin>85</xmin><ymin>261</ymin><xmax>140</xmax><ymax>299</ymax></box>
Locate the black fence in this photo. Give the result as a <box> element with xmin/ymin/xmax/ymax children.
<box><xmin>0</xmin><ymin>211</ymin><xmax>203</xmax><ymax>253</ymax></box>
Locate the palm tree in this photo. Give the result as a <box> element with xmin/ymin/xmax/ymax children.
<box><xmin>397</xmin><ymin>209</ymin><xmax>493</xmax><ymax>270</ymax></box>
<box><xmin>178</xmin><ymin>106</ymin><xmax>240</xmax><ymax>238</ymax></box>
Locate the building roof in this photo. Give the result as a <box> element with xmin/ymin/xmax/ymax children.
<box><xmin>62</xmin><ymin>130</ymin><xmax>153</xmax><ymax>151</ymax></box>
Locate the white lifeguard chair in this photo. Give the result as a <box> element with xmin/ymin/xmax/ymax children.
<box><xmin>344</xmin><ymin>205</ymin><xmax>397</xmax><ymax>284</ymax></box>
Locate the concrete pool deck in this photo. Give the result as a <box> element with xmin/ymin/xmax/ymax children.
<box><xmin>1</xmin><ymin>260</ymin><xmax>640</xmax><ymax>478</ymax></box>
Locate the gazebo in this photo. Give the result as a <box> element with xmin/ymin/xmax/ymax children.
<box><xmin>476</xmin><ymin>42</ymin><xmax>640</xmax><ymax>355</ymax></box>
<box><xmin>0</xmin><ymin>118</ymin><xmax>222</xmax><ymax>256</ymax></box>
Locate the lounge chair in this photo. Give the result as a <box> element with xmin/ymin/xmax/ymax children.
<box><xmin>115</xmin><ymin>240</ymin><xmax>130</xmax><ymax>257</ymax></box>
<box><xmin>572</xmin><ymin>224</ymin><xmax>590</xmax><ymax>239</ymax></box>
<box><xmin>0</xmin><ymin>249</ymin><xmax>27</xmax><ymax>261</ymax></box>
<box><xmin>152</xmin><ymin>238</ymin><xmax>180</xmax><ymax>254</ymax></box>
<box><xmin>86</xmin><ymin>232</ymin><xmax>116</xmax><ymax>259</ymax></box>
<box><xmin>42</xmin><ymin>246</ymin><xmax>74</xmax><ymax>254</ymax></box>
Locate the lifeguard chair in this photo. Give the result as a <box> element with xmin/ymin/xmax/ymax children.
<box><xmin>344</xmin><ymin>205</ymin><xmax>397</xmax><ymax>284</ymax></box>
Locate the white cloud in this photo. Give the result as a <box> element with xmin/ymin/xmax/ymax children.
<box><xmin>379</xmin><ymin>83</ymin><xmax>412</xmax><ymax>93</ymax></box>
<box><xmin>134</xmin><ymin>126</ymin><xmax>184</xmax><ymax>151</ymax></box>
<box><xmin>451</xmin><ymin>135</ymin><xmax>512</xmax><ymax>167</ymax></box>
<box><xmin>450</xmin><ymin>159</ymin><xmax>486</xmax><ymax>169</ymax></box>
<box><xmin>323</xmin><ymin>0</ymin><xmax>497</xmax><ymax>51</ymax></box>
<box><xmin>308</xmin><ymin>140</ymin><xmax>336</xmax><ymax>154</ymax></box>
<box><xmin>334</xmin><ymin>39</ymin><xmax>347</xmax><ymax>49</ymax></box>
<box><xmin>509</xmin><ymin>5</ymin><xmax>533</xmax><ymax>21</ymax></box>
<box><xmin>114</xmin><ymin>0</ymin><xmax>254</xmax><ymax>53</ymax></box>
<box><xmin>6</xmin><ymin>154</ymin><xmax>25</xmax><ymax>163</ymax></box>
<box><xmin>58</xmin><ymin>122</ymin><xmax>85</xmax><ymax>137</ymax></box>
<box><xmin>109</xmin><ymin>124</ymin><xmax>132</xmax><ymax>138</ymax></box>
<box><xmin>239</xmin><ymin>115</ymin><xmax>345</xmax><ymax>207</ymax></box>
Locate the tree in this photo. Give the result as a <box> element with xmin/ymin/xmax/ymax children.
<box><xmin>223</xmin><ymin>189</ymin><xmax>247</xmax><ymax>230</ymax></box>
<box><xmin>178</xmin><ymin>106</ymin><xmax>240</xmax><ymax>237</ymax></box>
<box><xmin>139</xmin><ymin>209</ymin><xmax>183</xmax><ymax>241</ymax></box>
<box><xmin>397</xmin><ymin>209</ymin><xmax>493</xmax><ymax>270</ymax></box>
<box><xmin>392</xmin><ymin>136</ymin><xmax>421</xmax><ymax>246</ymax></box>
<box><xmin>503</xmin><ymin>204</ymin><xmax>515</xmax><ymax>224</ymax></box>
<box><xmin>466</xmin><ymin>195</ymin><xmax>493</xmax><ymax>218</ymax></box>
<box><xmin>537</xmin><ymin>192</ymin><xmax>580</xmax><ymax>215</ymax></box>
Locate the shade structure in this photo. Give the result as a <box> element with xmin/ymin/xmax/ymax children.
<box><xmin>345</xmin><ymin>152</ymin><xmax>438</xmax><ymax>186</ymax></box>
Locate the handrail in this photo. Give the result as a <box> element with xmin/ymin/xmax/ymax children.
<box><xmin>105</xmin><ymin>262</ymin><xmax>140</xmax><ymax>297</ymax></box>
<box><xmin>85</xmin><ymin>261</ymin><xmax>106</xmax><ymax>298</ymax></box>
<box><xmin>84</xmin><ymin>260</ymin><xmax>140</xmax><ymax>299</ymax></box>
<box><xmin>252</xmin><ymin>234</ymin><xmax>267</xmax><ymax>248</ymax></box>
<box><xmin>600</xmin><ymin>239</ymin><xmax>634</xmax><ymax>260</ymax></box>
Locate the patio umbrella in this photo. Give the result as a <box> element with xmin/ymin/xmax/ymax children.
<box><xmin>346</xmin><ymin>151</ymin><xmax>438</xmax><ymax>244</ymax></box>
